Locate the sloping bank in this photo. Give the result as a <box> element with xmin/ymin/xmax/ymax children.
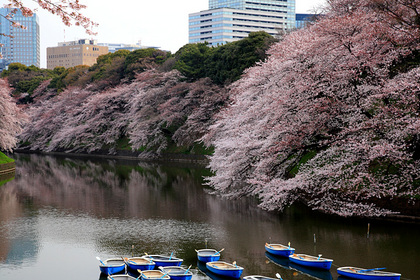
<box><xmin>0</xmin><ymin>152</ymin><xmax>15</xmax><ymax>186</ymax></box>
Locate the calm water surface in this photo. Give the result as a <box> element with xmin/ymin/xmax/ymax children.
<box><xmin>0</xmin><ymin>154</ymin><xmax>418</xmax><ymax>280</ymax></box>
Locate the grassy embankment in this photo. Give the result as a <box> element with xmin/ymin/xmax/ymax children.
<box><xmin>0</xmin><ymin>151</ymin><xmax>15</xmax><ymax>186</ymax></box>
<box><xmin>0</xmin><ymin>151</ymin><xmax>14</xmax><ymax>164</ymax></box>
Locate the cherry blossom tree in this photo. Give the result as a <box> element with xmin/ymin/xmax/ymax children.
<box><xmin>18</xmin><ymin>69</ymin><xmax>228</xmax><ymax>157</ymax></box>
<box><xmin>203</xmin><ymin>0</ymin><xmax>420</xmax><ymax>217</ymax></box>
<box><xmin>0</xmin><ymin>79</ymin><xmax>26</xmax><ymax>151</ymax></box>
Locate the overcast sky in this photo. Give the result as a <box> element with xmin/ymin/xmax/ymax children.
<box><xmin>27</xmin><ymin>0</ymin><xmax>326</xmax><ymax>68</ymax></box>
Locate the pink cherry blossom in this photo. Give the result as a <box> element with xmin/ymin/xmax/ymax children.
<box><xmin>203</xmin><ymin>0</ymin><xmax>420</xmax><ymax>217</ymax></box>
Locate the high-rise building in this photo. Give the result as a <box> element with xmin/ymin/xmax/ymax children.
<box><xmin>296</xmin><ymin>13</ymin><xmax>316</xmax><ymax>29</ymax></box>
<box><xmin>46</xmin><ymin>39</ymin><xmax>108</xmax><ymax>69</ymax></box>
<box><xmin>189</xmin><ymin>0</ymin><xmax>295</xmax><ymax>46</ymax></box>
<box><xmin>0</xmin><ymin>8</ymin><xmax>40</xmax><ymax>71</ymax></box>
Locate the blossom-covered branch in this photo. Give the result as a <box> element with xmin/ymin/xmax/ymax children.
<box><xmin>4</xmin><ymin>0</ymin><xmax>98</xmax><ymax>35</ymax></box>
<box><xmin>0</xmin><ymin>79</ymin><xmax>27</xmax><ymax>151</ymax></box>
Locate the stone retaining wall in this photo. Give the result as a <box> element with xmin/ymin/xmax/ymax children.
<box><xmin>0</xmin><ymin>162</ymin><xmax>15</xmax><ymax>175</ymax></box>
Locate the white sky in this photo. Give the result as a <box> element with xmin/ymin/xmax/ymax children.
<box><xmin>25</xmin><ymin>0</ymin><xmax>326</xmax><ymax>68</ymax></box>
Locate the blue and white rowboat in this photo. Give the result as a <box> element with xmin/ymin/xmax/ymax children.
<box><xmin>99</xmin><ymin>258</ymin><xmax>126</xmax><ymax>275</ymax></box>
<box><xmin>139</xmin><ymin>270</ymin><xmax>171</xmax><ymax>280</ymax></box>
<box><xmin>289</xmin><ymin>254</ymin><xmax>333</xmax><ymax>270</ymax></box>
<box><xmin>206</xmin><ymin>261</ymin><xmax>244</xmax><ymax>278</ymax></box>
<box><xmin>125</xmin><ymin>257</ymin><xmax>155</xmax><ymax>271</ymax></box>
<box><xmin>337</xmin><ymin>267</ymin><xmax>401</xmax><ymax>280</ymax></box>
<box><xmin>142</xmin><ymin>255</ymin><xmax>183</xmax><ymax>267</ymax></box>
<box><xmin>265</xmin><ymin>243</ymin><xmax>295</xmax><ymax>257</ymax></box>
<box><xmin>159</xmin><ymin>265</ymin><xmax>193</xmax><ymax>280</ymax></box>
<box><xmin>196</xmin><ymin>249</ymin><xmax>222</xmax><ymax>263</ymax></box>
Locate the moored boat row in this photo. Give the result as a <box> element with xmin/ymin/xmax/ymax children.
<box><xmin>97</xmin><ymin>254</ymin><xmax>187</xmax><ymax>280</ymax></box>
<box><xmin>195</xmin><ymin>247</ymin><xmax>245</xmax><ymax>279</ymax></box>
<box><xmin>97</xmin><ymin>242</ymin><xmax>401</xmax><ymax>280</ymax></box>
<box><xmin>265</xmin><ymin>242</ymin><xmax>401</xmax><ymax>280</ymax></box>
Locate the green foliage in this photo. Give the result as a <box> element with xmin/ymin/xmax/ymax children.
<box><xmin>207</xmin><ymin>31</ymin><xmax>278</xmax><ymax>84</ymax></box>
<box><xmin>49</xmin><ymin>65</ymin><xmax>90</xmax><ymax>92</ymax></box>
<box><xmin>369</xmin><ymin>158</ymin><xmax>401</xmax><ymax>176</ymax></box>
<box><xmin>1</xmin><ymin>63</ymin><xmax>53</xmax><ymax>97</ymax></box>
<box><xmin>48</xmin><ymin>48</ymin><xmax>172</xmax><ymax>91</ymax></box>
<box><xmin>2</xmin><ymin>62</ymin><xmax>27</xmax><ymax>73</ymax></box>
<box><xmin>174</xmin><ymin>31</ymin><xmax>277</xmax><ymax>85</ymax></box>
<box><xmin>88</xmin><ymin>49</ymin><xmax>130</xmax><ymax>83</ymax></box>
<box><xmin>288</xmin><ymin>149</ymin><xmax>318</xmax><ymax>177</ymax></box>
<box><xmin>115</xmin><ymin>137</ymin><xmax>132</xmax><ymax>150</ymax></box>
<box><xmin>123</xmin><ymin>48</ymin><xmax>172</xmax><ymax>79</ymax></box>
<box><xmin>174</xmin><ymin>43</ymin><xmax>213</xmax><ymax>81</ymax></box>
<box><xmin>5</xmin><ymin>34</ymin><xmax>276</xmax><ymax>98</ymax></box>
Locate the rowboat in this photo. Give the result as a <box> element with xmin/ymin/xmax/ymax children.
<box><xmin>142</xmin><ymin>254</ymin><xmax>183</xmax><ymax>267</ymax></box>
<box><xmin>139</xmin><ymin>269</ymin><xmax>171</xmax><ymax>280</ymax></box>
<box><xmin>206</xmin><ymin>261</ymin><xmax>244</xmax><ymax>278</ymax></box>
<box><xmin>337</xmin><ymin>266</ymin><xmax>401</xmax><ymax>280</ymax></box>
<box><xmin>125</xmin><ymin>257</ymin><xmax>155</xmax><ymax>271</ymax></box>
<box><xmin>265</xmin><ymin>243</ymin><xmax>295</xmax><ymax>257</ymax></box>
<box><xmin>159</xmin><ymin>265</ymin><xmax>193</xmax><ymax>280</ymax></box>
<box><xmin>289</xmin><ymin>254</ymin><xmax>333</xmax><ymax>270</ymax></box>
<box><xmin>196</xmin><ymin>249</ymin><xmax>222</xmax><ymax>263</ymax></box>
<box><xmin>244</xmin><ymin>275</ymin><xmax>279</xmax><ymax>280</ymax></box>
<box><xmin>289</xmin><ymin>261</ymin><xmax>333</xmax><ymax>280</ymax></box>
<box><xmin>108</xmin><ymin>275</ymin><xmax>137</xmax><ymax>280</ymax></box>
<box><xmin>99</xmin><ymin>258</ymin><xmax>126</xmax><ymax>275</ymax></box>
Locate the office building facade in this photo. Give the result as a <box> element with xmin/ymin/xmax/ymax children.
<box><xmin>296</xmin><ymin>13</ymin><xmax>315</xmax><ymax>29</ymax></box>
<box><xmin>189</xmin><ymin>0</ymin><xmax>295</xmax><ymax>46</ymax></box>
<box><xmin>46</xmin><ymin>39</ymin><xmax>108</xmax><ymax>69</ymax></box>
<box><xmin>0</xmin><ymin>8</ymin><xmax>40</xmax><ymax>71</ymax></box>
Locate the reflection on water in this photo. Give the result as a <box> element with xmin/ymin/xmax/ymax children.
<box><xmin>0</xmin><ymin>153</ymin><xmax>419</xmax><ymax>280</ymax></box>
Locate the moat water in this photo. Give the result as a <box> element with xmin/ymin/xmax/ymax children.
<box><xmin>0</xmin><ymin>154</ymin><xmax>418</xmax><ymax>280</ymax></box>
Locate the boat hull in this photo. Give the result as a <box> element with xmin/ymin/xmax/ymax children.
<box><xmin>142</xmin><ymin>255</ymin><xmax>183</xmax><ymax>267</ymax></box>
<box><xmin>289</xmin><ymin>254</ymin><xmax>333</xmax><ymax>270</ymax></box>
<box><xmin>99</xmin><ymin>258</ymin><xmax>126</xmax><ymax>275</ymax></box>
<box><xmin>337</xmin><ymin>267</ymin><xmax>401</xmax><ymax>280</ymax></box>
<box><xmin>265</xmin><ymin>244</ymin><xmax>295</xmax><ymax>257</ymax></box>
<box><xmin>206</xmin><ymin>261</ymin><xmax>244</xmax><ymax>278</ymax></box>
<box><xmin>197</xmin><ymin>249</ymin><xmax>221</xmax><ymax>263</ymax></box>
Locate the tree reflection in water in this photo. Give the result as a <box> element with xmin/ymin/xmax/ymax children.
<box><xmin>0</xmin><ymin>153</ymin><xmax>419</xmax><ymax>280</ymax></box>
